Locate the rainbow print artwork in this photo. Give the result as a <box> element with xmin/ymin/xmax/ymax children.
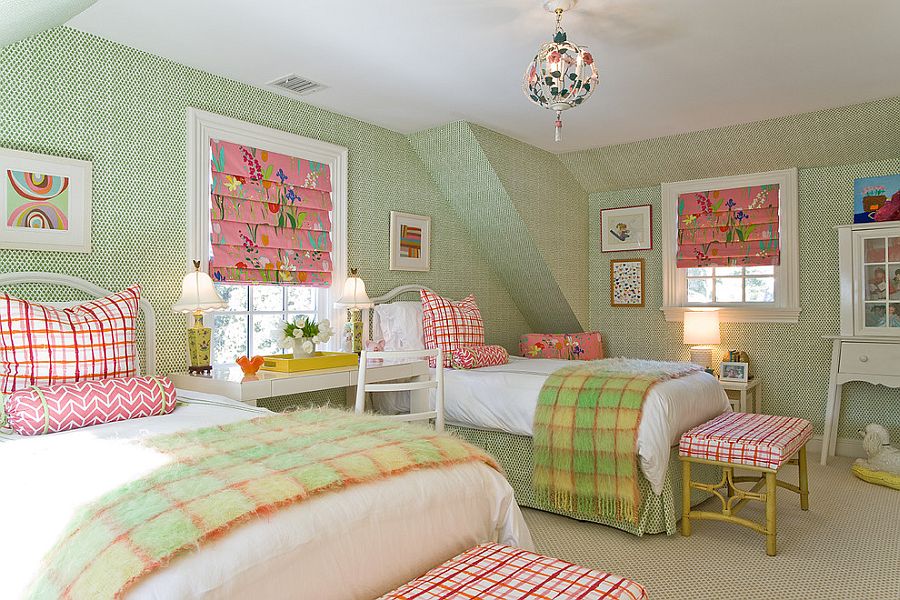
<box><xmin>6</xmin><ymin>169</ymin><xmax>70</xmax><ymax>230</ymax></box>
<box><xmin>400</xmin><ymin>224</ymin><xmax>422</xmax><ymax>258</ymax></box>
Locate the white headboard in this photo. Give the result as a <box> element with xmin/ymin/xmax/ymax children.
<box><xmin>362</xmin><ymin>284</ymin><xmax>434</xmax><ymax>342</ymax></box>
<box><xmin>0</xmin><ymin>272</ymin><xmax>157</xmax><ymax>376</ymax></box>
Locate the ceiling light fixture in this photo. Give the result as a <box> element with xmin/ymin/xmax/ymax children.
<box><xmin>523</xmin><ymin>0</ymin><xmax>599</xmax><ymax>142</ymax></box>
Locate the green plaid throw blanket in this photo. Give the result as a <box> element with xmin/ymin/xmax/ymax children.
<box><xmin>30</xmin><ymin>408</ymin><xmax>498</xmax><ymax>600</ymax></box>
<box><xmin>533</xmin><ymin>358</ymin><xmax>701</xmax><ymax>524</ymax></box>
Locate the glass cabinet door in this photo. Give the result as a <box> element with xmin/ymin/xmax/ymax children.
<box><xmin>860</xmin><ymin>234</ymin><xmax>900</xmax><ymax>333</ymax></box>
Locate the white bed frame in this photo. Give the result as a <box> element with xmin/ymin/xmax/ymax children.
<box><xmin>361</xmin><ymin>284</ymin><xmax>434</xmax><ymax>343</ymax></box>
<box><xmin>0</xmin><ymin>272</ymin><xmax>157</xmax><ymax>376</ymax></box>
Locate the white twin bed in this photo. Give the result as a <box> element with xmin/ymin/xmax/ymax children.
<box><xmin>0</xmin><ymin>274</ymin><xmax>530</xmax><ymax>600</ymax></box>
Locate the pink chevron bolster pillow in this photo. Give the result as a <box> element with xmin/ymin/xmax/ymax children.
<box><xmin>519</xmin><ymin>332</ymin><xmax>604</xmax><ymax>360</ymax></box>
<box><xmin>3</xmin><ymin>376</ymin><xmax>177</xmax><ymax>436</ymax></box>
<box><xmin>451</xmin><ymin>345</ymin><xmax>509</xmax><ymax>370</ymax></box>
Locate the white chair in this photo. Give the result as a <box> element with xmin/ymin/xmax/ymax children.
<box><xmin>354</xmin><ymin>349</ymin><xmax>444</xmax><ymax>431</ymax></box>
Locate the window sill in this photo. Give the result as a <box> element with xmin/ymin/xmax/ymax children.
<box><xmin>661</xmin><ymin>306</ymin><xmax>801</xmax><ymax>324</ymax></box>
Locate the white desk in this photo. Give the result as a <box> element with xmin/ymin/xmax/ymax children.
<box><xmin>170</xmin><ymin>358</ymin><xmax>430</xmax><ymax>408</ymax></box>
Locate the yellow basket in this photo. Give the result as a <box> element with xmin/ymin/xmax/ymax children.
<box><xmin>260</xmin><ymin>352</ymin><xmax>359</xmax><ymax>373</ymax></box>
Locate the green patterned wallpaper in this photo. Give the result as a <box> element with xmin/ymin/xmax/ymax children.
<box><xmin>584</xmin><ymin>162</ymin><xmax>900</xmax><ymax>441</ymax></box>
<box><xmin>408</xmin><ymin>122</ymin><xmax>586</xmax><ymax>331</ymax></box>
<box><xmin>0</xmin><ymin>27</ymin><xmax>530</xmax><ymax>410</ymax></box>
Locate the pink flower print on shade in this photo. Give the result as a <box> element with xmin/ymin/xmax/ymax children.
<box><xmin>239</xmin><ymin>146</ymin><xmax>263</xmax><ymax>181</ymax></box>
<box><xmin>582</xmin><ymin>52</ymin><xmax>594</xmax><ymax>65</ymax></box>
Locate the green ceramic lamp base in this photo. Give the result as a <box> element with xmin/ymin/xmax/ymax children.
<box><xmin>187</xmin><ymin>311</ymin><xmax>212</xmax><ymax>374</ymax></box>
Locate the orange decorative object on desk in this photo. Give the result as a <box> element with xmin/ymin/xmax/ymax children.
<box><xmin>236</xmin><ymin>355</ymin><xmax>265</xmax><ymax>375</ymax></box>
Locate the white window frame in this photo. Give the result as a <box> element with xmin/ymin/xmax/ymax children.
<box><xmin>661</xmin><ymin>168</ymin><xmax>800</xmax><ymax>323</ymax></box>
<box><xmin>186</xmin><ymin>108</ymin><xmax>348</xmax><ymax>351</ymax></box>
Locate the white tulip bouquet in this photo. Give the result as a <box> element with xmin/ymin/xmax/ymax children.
<box><xmin>272</xmin><ymin>316</ymin><xmax>334</xmax><ymax>357</ymax></box>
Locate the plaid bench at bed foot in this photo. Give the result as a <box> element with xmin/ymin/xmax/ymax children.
<box><xmin>378</xmin><ymin>543</ymin><xmax>648</xmax><ymax>600</ymax></box>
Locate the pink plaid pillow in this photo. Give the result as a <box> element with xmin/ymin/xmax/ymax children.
<box><xmin>0</xmin><ymin>286</ymin><xmax>141</xmax><ymax>394</ymax></box>
<box><xmin>519</xmin><ymin>332</ymin><xmax>604</xmax><ymax>360</ymax></box>
<box><xmin>421</xmin><ymin>290</ymin><xmax>485</xmax><ymax>368</ymax></box>
<box><xmin>451</xmin><ymin>345</ymin><xmax>509</xmax><ymax>370</ymax></box>
<box><xmin>3</xmin><ymin>376</ymin><xmax>176</xmax><ymax>436</ymax></box>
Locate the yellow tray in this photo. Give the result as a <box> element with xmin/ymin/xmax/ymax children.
<box><xmin>261</xmin><ymin>352</ymin><xmax>358</xmax><ymax>373</ymax></box>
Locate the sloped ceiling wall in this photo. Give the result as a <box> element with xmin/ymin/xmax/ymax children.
<box><xmin>408</xmin><ymin>121</ymin><xmax>588</xmax><ymax>332</ymax></box>
<box><xmin>560</xmin><ymin>95</ymin><xmax>900</xmax><ymax>193</ymax></box>
<box><xmin>0</xmin><ymin>0</ymin><xmax>98</xmax><ymax>48</ymax></box>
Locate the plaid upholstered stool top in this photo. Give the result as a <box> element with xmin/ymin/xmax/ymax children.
<box><xmin>378</xmin><ymin>543</ymin><xmax>648</xmax><ymax>600</ymax></box>
<box><xmin>680</xmin><ymin>412</ymin><xmax>813</xmax><ymax>469</ymax></box>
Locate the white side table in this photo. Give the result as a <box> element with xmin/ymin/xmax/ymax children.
<box><xmin>719</xmin><ymin>378</ymin><xmax>761</xmax><ymax>413</ymax></box>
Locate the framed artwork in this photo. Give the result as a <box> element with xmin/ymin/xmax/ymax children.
<box><xmin>719</xmin><ymin>361</ymin><xmax>749</xmax><ymax>382</ymax></box>
<box><xmin>389</xmin><ymin>211</ymin><xmax>431</xmax><ymax>271</ymax></box>
<box><xmin>854</xmin><ymin>174</ymin><xmax>900</xmax><ymax>224</ymax></box>
<box><xmin>610</xmin><ymin>258</ymin><xmax>644</xmax><ymax>307</ymax></box>
<box><xmin>0</xmin><ymin>148</ymin><xmax>91</xmax><ymax>253</ymax></box>
<box><xmin>600</xmin><ymin>204</ymin><xmax>652</xmax><ymax>252</ymax></box>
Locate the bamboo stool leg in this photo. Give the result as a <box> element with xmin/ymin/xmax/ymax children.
<box><xmin>765</xmin><ymin>471</ymin><xmax>777</xmax><ymax>556</ymax></box>
<box><xmin>681</xmin><ymin>459</ymin><xmax>692</xmax><ymax>537</ymax></box>
<box><xmin>798</xmin><ymin>445</ymin><xmax>809</xmax><ymax>511</ymax></box>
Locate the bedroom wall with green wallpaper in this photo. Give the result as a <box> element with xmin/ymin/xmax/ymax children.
<box><xmin>408</xmin><ymin>122</ymin><xmax>587</xmax><ymax>331</ymax></box>
<box><xmin>0</xmin><ymin>27</ymin><xmax>531</xmax><ymax>410</ymax></box>
<box><xmin>563</xmin><ymin>97</ymin><xmax>900</xmax><ymax>440</ymax></box>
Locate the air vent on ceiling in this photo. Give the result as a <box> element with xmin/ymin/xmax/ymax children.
<box><xmin>267</xmin><ymin>74</ymin><xmax>326</xmax><ymax>98</ymax></box>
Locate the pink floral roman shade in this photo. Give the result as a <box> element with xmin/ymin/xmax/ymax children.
<box><xmin>677</xmin><ymin>184</ymin><xmax>780</xmax><ymax>268</ymax></box>
<box><xmin>209</xmin><ymin>139</ymin><xmax>332</xmax><ymax>286</ymax></box>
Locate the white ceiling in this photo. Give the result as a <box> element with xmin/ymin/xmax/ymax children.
<box><xmin>67</xmin><ymin>0</ymin><xmax>900</xmax><ymax>153</ymax></box>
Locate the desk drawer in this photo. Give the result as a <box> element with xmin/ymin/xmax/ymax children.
<box><xmin>839</xmin><ymin>342</ymin><xmax>900</xmax><ymax>374</ymax></box>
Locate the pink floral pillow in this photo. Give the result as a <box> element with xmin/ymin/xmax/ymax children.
<box><xmin>3</xmin><ymin>376</ymin><xmax>177</xmax><ymax>436</ymax></box>
<box><xmin>519</xmin><ymin>332</ymin><xmax>604</xmax><ymax>361</ymax></box>
<box><xmin>451</xmin><ymin>345</ymin><xmax>509</xmax><ymax>370</ymax></box>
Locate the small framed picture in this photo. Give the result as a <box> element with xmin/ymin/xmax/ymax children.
<box><xmin>600</xmin><ymin>205</ymin><xmax>652</xmax><ymax>252</ymax></box>
<box><xmin>719</xmin><ymin>361</ymin><xmax>749</xmax><ymax>382</ymax></box>
<box><xmin>610</xmin><ymin>258</ymin><xmax>644</xmax><ymax>307</ymax></box>
<box><xmin>0</xmin><ymin>147</ymin><xmax>92</xmax><ymax>253</ymax></box>
<box><xmin>854</xmin><ymin>174</ymin><xmax>900</xmax><ymax>224</ymax></box>
<box><xmin>389</xmin><ymin>211</ymin><xmax>431</xmax><ymax>271</ymax></box>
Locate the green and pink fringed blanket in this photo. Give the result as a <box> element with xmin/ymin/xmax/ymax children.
<box><xmin>533</xmin><ymin>358</ymin><xmax>701</xmax><ymax>524</ymax></box>
<box><xmin>30</xmin><ymin>408</ymin><xmax>498</xmax><ymax>600</ymax></box>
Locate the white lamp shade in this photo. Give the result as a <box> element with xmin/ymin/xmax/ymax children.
<box><xmin>683</xmin><ymin>310</ymin><xmax>721</xmax><ymax>345</ymax></box>
<box><xmin>172</xmin><ymin>270</ymin><xmax>227</xmax><ymax>313</ymax></box>
<box><xmin>335</xmin><ymin>276</ymin><xmax>373</xmax><ymax>308</ymax></box>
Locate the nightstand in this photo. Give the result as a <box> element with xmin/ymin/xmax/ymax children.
<box><xmin>719</xmin><ymin>377</ymin><xmax>761</xmax><ymax>413</ymax></box>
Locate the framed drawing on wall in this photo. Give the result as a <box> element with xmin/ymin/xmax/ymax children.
<box><xmin>389</xmin><ymin>211</ymin><xmax>431</xmax><ymax>271</ymax></box>
<box><xmin>0</xmin><ymin>148</ymin><xmax>92</xmax><ymax>253</ymax></box>
<box><xmin>600</xmin><ymin>204</ymin><xmax>652</xmax><ymax>252</ymax></box>
<box><xmin>610</xmin><ymin>258</ymin><xmax>644</xmax><ymax>307</ymax></box>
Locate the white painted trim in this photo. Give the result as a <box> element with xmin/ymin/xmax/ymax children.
<box><xmin>661</xmin><ymin>168</ymin><xmax>800</xmax><ymax>323</ymax></box>
<box><xmin>186</xmin><ymin>108</ymin><xmax>349</xmax><ymax>341</ymax></box>
<box><xmin>0</xmin><ymin>271</ymin><xmax>156</xmax><ymax>376</ymax></box>
<box><xmin>806</xmin><ymin>434</ymin><xmax>865</xmax><ymax>460</ymax></box>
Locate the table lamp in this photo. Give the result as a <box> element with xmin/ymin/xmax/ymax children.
<box><xmin>683</xmin><ymin>309</ymin><xmax>720</xmax><ymax>370</ymax></box>
<box><xmin>335</xmin><ymin>268</ymin><xmax>373</xmax><ymax>353</ymax></box>
<box><xmin>172</xmin><ymin>260</ymin><xmax>227</xmax><ymax>374</ymax></box>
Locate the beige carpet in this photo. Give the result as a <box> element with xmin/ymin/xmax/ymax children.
<box><xmin>523</xmin><ymin>457</ymin><xmax>900</xmax><ymax>599</ymax></box>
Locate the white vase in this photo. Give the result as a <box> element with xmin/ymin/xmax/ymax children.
<box><xmin>292</xmin><ymin>337</ymin><xmax>316</xmax><ymax>359</ymax></box>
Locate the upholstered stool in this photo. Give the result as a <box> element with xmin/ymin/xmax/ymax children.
<box><xmin>679</xmin><ymin>412</ymin><xmax>812</xmax><ymax>556</ymax></box>
<box><xmin>378</xmin><ymin>543</ymin><xmax>648</xmax><ymax>600</ymax></box>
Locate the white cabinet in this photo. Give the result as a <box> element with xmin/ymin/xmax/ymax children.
<box><xmin>823</xmin><ymin>222</ymin><xmax>900</xmax><ymax>464</ymax></box>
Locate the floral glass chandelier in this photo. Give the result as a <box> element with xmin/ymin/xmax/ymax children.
<box><xmin>523</xmin><ymin>0</ymin><xmax>599</xmax><ymax>142</ymax></box>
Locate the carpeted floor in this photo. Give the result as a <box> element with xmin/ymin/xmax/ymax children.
<box><xmin>522</xmin><ymin>456</ymin><xmax>900</xmax><ymax>599</ymax></box>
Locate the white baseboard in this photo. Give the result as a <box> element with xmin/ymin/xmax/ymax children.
<box><xmin>806</xmin><ymin>434</ymin><xmax>865</xmax><ymax>460</ymax></box>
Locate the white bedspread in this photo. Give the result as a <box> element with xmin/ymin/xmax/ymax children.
<box><xmin>0</xmin><ymin>392</ymin><xmax>531</xmax><ymax>600</ymax></box>
<box><xmin>440</xmin><ymin>357</ymin><xmax>730</xmax><ymax>495</ymax></box>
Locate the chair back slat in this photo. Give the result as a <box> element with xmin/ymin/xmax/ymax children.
<box><xmin>355</xmin><ymin>348</ymin><xmax>444</xmax><ymax>431</ymax></box>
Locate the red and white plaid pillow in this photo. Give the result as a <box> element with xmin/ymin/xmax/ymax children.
<box><xmin>420</xmin><ymin>290</ymin><xmax>484</xmax><ymax>368</ymax></box>
<box><xmin>0</xmin><ymin>286</ymin><xmax>141</xmax><ymax>394</ymax></box>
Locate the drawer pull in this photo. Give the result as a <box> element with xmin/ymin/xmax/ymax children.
<box><xmin>859</xmin><ymin>355</ymin><xmax>869</xmax><ymax>363</ymax></box>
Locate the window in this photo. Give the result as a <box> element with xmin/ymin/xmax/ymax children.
<box><xmin>187</xmin><ymin>109</ymin><xmax>348</xmax><ymax>365</ymax></box>
<box><xmin>661</xmin><ymin>168</ymin><xmax>800</xmax><ymax>323</ymax></box>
